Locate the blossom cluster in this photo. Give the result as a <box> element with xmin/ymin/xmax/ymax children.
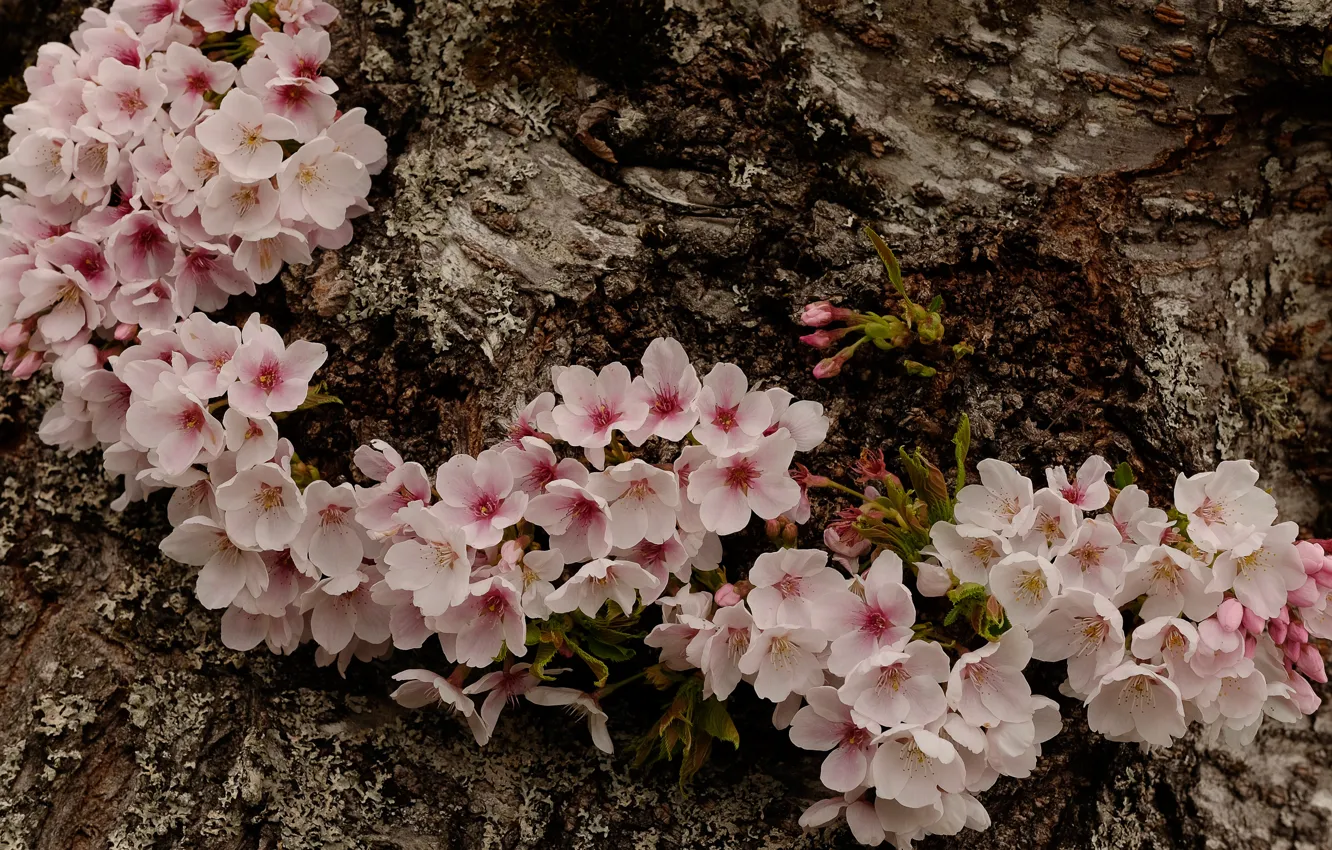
<box><xmin>142</xmin><ymin>337</ymin><xmax>832</xmax><ymax>748</ymax></box>
<box><xmin>0</xmin><ymin>0</ymin><xmax>385</xmax><ymax>385</ymax></box>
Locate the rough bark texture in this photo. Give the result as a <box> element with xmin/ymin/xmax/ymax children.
<box><xmin>2</xmin><ymin>0</ymin><xmax>1332</xmax><ymax>848</ymax></box>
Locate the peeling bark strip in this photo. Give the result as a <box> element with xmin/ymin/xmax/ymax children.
<box><xmin>1</xmin><ymin>0</ymin><xmax>1331</xmax><ymax>848</ymax></box>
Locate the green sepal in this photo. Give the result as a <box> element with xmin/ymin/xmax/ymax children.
<box><xmin>1113</xmin><ymin>461</ymin><xmax>1136</xmax><ymax>489</ymax></box>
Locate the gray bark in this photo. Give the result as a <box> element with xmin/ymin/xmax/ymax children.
<box><xmin>1</xmin><ymin>0</ymin><xmax>1331</xmax><ymax>848</ymax></box>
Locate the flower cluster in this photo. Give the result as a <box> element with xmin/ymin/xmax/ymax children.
<box><xmin>0</xmin><ymin>0</ymin><xmax>385</xmax><ymax>385</ymax></box>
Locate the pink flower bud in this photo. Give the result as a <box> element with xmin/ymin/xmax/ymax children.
<box><xmin>1288</xmin><ymin>577</ymin><xmax>1321</xmax><ymax>609</ymax></box>
<box><xmin>1283</xmin><ymin>637</ymin><xmax>1302</xmax><ymax>662</ymax></box>
<box><xmin>1297</xmin><ymin>540</ymin><xmax>1325</xmax><ymax>574</ymax></box>
<box><xmin>765</xmin><ymin>518</ymin><xmax>782</xmax><ymax>539</ymax></box>
<box><xmin>1277</xmin><ymin>605</ymin><xmax>1291</xmax><ymax>625</ymax></box>
<box><xmin>1240</xmin><ymin>607</ymin><xmax>1266</xmax><ymax>635</ymax></box>
<box><xmin>799</xmin><ymin>300</ymin><xmax>851</xmax><ymax>327</ymax></box>
<box><xmin>813</xmin><ymin>356</ymin><xmax>843</xmax><ymax>379</ymax></box>
<box><xmin>1217</xmin><ymin>598</ymin><xmax>1243</xmax><ymax>632</ymax></box>
<box><xmin>799</xmin><ymin>327</ymin><xmax>850</xmax><ymax>350</ymax></box>
<box><xmin>1243</xmin><ymin>634</ymin><xmax>1257</xmax><ymax>658</ymax></box>
<box><xmin>113</xmin><ymin>322</ymin><xmax>138</xmax><ymax>341</ymax></box>
<box><xmin>1269</xmin><ymin>619</ymin><xmax>1288</xmax><ymax>645</ymax></box>
<box><xmin>715</xmin><ymin>583</ymin><xmax>742</xmax><ymax>607</ymax></box>
<box><xmin>781</xmin><ymin>522</ymin><xmax>798</xmax><ymax>546</ymax></box>
<box><xmin>1290</xmin><ymin>670</ymin><xmax>1322</xmax><ymax>713</ymax></box>
<box><xmin>1317</xmin><ymin>566</ymin><xmax>1332</xmax><ymax>590</ymax></box>
<box><xmin>1297</xmin><ymin>644</ymin><xmax>1328</xmax><ymax>683</ymax></box>
<box><xmin>9</xmin><ymin>350</ymin><xmax>41</xmax><ymax>379</ymax></box>
<box><xmin>1288</xmin><ymin>622</ymin><xmax>1308</xmax><ymax>645</ymax></box>
<box><xmin>0</xmin><ymin>322</ymin><xmax>28</xmax><ymax>352</ymax></box>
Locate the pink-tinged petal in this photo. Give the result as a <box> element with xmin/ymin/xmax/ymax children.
<box><xmin>311</xmin><ymin>596</ymin><xmax>356</xmax><ymax>653</ymax></box>
<box><xmin>747</xmin><ymin>476</ymin><xmax>801</xmax><ymax>519</ymax></box>
<box><xmin>220</xmin><ymin>607</ymin><xmax>269</xmax><ymax>651</ymax></box>
<box><xmin>789</xmin><ymin>706</ymin><xmax>845</xmax><ymax>750</ymax></box>
<box><xmin>734</xmin><ymin>391</ymin><xmax>774</xmax><ymax>434</ymax></box>
<box><xmin>196</xmin><ymin>553</ymin><xmax>247</xmax><ymax>609</ymax></box>
<box><xmin>821</xmin><ymin>745</ymin><xmax>869</xmax><ymax>793</ymax></box>
<box><xmin>701</xmin><ymin>485</ymin><xmax>752</xmax><ymax>535</ymax></box>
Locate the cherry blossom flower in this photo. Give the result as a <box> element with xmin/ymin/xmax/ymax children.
<box><xmin>160</xmin><ymin>516</ymin><xmax>266</xmax><ymax>610</ymax></box>
<box><xmin>2</xmin><ymin>130</ymin><xmax>73</xmax><ymax>197</ymax></box>
<box><xmin>433</xmin><ymin>449</ymin><xmax>527</xmax><ymax>548</ymax></box>
<box><xmin>1029</xmin><ymin>589</ymin><xmax>1126</xmax><ymax>693</ymax></box>
<box><xmin>195</xmin><ymin>90</ymin><xmax>298</xmax><ymax>180</ymax></box>
<box><xmin>226</xmin><ymin>313</ymin><xmax>327</xmax><ymax>417</ymax></box>
<box><xmin>261</xmin><ymin>29</ymin><xmax>337</xmax><ymax>93</ymax></box>
<box><xmin>692</xmin><ymin>362</ymin><xmax>772</xmax><ymax>457</ymax></box>
<box><xmin>947</xmin><ymin>627</ymin><xmax>1036</xmax><ymax>727</ymax></box>
<box><xmin>789</xmin><ymin>686</ymin><xmax>880</xmax><ymax>792</ymax></box>
<box><xmin>463</xmin><ymin>663</ymin><xmax>543</xmax><ymax>733</ymax></box>
<box><xmin>587</xmin><ymin>459</ymin><xmax>679</xmax><ymax>547</ymax></box>
<box><xmin>502</xmin><ymin>435</ymin><xmax>588</xmax><ymax>495</ymax></box>
<box><xmin>856</xmin><ymin>635</ymin><xmax>950</xmax><ymax>719</ymax></box>
<box><xmin>1085</xmin><ymin>661</ymin><xmax>1187</xmax><ymax>747</ymax></box>
<box><xmin>739</xmin><ymin>623</ymin><xmax>827</xmax><ymax>701</ymax></box>
<box><xmin>124</xmin><ymin>373</ymin><xmax>224</xmax><ymax>475</ymax></box>
<box><xmin>436</xmin><ymin>578</ymin><xmax>526</xmax><ymax>666</ymax></box>
<box><xmin>763</xmin><ymin>388</ymin><xmax>829</xmax><ymax>452</ymax></box>
<box><xmin>355</xmin><ymin>460</ymin><xmax>432</xmax><ymax>533</ymax></box>
<box><xmin>382</xmin><ymin>504</ymin><xmax>471</xmax><ymax>616</ymax></box>
<box><xmin>213</xmin><ymin>461</ymin><xmax>305</xmax><ymax>550</ymax></box>
<box><xmin>989</xmin><ymin>552</ymin><xmax>1061</xmax><ymax>627</ymax></box>
<box><xmin>290</xmin><ymin>480</ymin><xmax>365</xmax><ymax>579</ymax></box>
<box><xmin>544</xmin><ymin>558</ymin><xmax>655</xmax><ymax>618</ymax></box>
<box><xmin>870</xmin><ymin>725</ymin><xmax>966</xmax><ymax>809</ymax></box>
<box><xmin>524</xmin><ymin>687</ymin><xmax>612</xmax><ymax>754</ymax></box>
<box><xmin>353</xmin><ymin>438</ymin><xmax>403</xmax><ymax>482</ymax></box>
<box><xmin>86</xmin><ymin>58</ymin><xmax>167</xmax><ymax>137</ymax></box>
<box><xmin>931</xmin><ymin>522</ymin><xmax>1006</xmax><ymax>585</ymax></box>
<box><xmin>523</xmin><ymin>480</ymin><xmax>613</xmax><ymax>561</ymax></box>
<box><xmin>1119</xmin><ymin>545</ymin><xmax>1221</xmax><ymax>621</ymax></box>
<box><xmin>39</xmin><ymin>233</ymin><xmax>115</xmax><ymax>299</ymax></box>
<box><xmin>954</xmin><ymin>459</ymin><xmax>1035</xmax><ymax>536</ymax></box>
<box><xmin>544</xmin><ymin>362</ymin><xmax>647</xmax><ymax>449</ymax></box>
<box><xmin>325</xmin><ymin>107</ymin><xmax>387</xmax><ymax>173</ymax></box>
<box><xmin>156</xmin><ymin>42</ymin><xmax>236</xmax><ymax>128</ymax></box>
<box><xmin>182</xmin><ymin>0</ymin><xmax>250</xmax><ymax>32</ymax></box>
<box><xmin>390</xmin><ymin>669</ymin><xmax>489</xmax><ymax>745</ymax></box>
<box><xmin>1045</xmin><ymin>455</ymin><xmax>1112</xmax><ymax>512</ymax></box>
<box><xmin>1173</xmin><ymin>460</ymin><xmax>1278</xmax><ymax>553</ymax></box>
<box><xmin>814</xmin><ymin>551</ymin><xmax>917</xmax><ymax>675</ymax></box>
<box><xmin>625</xmin><ymin>337</ymin><xmax>700</xmax><ymax>444</ymax></box>
<box><xmin>199</xmin><ymin>174</ymin><xmax>281</xmax><ymax>239</ymax></box>
<box><xmin>221</xmin><ymin>408</ymin><xmax>278</xmax><ymax>470</ymax></box>
<box><xmin>685</xmin><ymin>602</ymin><xmax>754</xmax><ymax>699</ymax></box>
<box><xmin>1209</xmin><ymin>521</ymin><xmax>1306</xmax><ymax>619</ymax></box>
<box><xmin>277</xmin><ymin>135</ymin><xmax>370</xmax><ymax>228</ymax></box>
<box><xmin>220</xmin><ymin>605</ymin><xmax>303</xmax><ymax>654</ymax></box>
<box><xmin>686</xmin><ymin>432</ymin><xmax>800</xmax><ymax>535</ymax></box>
<box><xmin>15</xmin><ymin>268</ymin><xmax>100</xmax><ymax>343</ymax></box>
<box><xmin>305</xmin><ymin>568</ymin><xmax>391</xmax><ymax>652</ymax></box>
<box><xmin>1052</xmin><ymin>517</ymin><xmax>1126</xmax><ymax>597</ymax></box>
<box><xmin>108</xmin><ymin>210</ymin><xmax>177</xmax><ymax>281</ymax></box>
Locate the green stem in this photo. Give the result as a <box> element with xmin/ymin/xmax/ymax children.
<box><xmin>594</xmin><ymin>668</ymin><xmax>648</xmax><ymax>700</ymax></box>
<box><xmin>816</xmin><ymin>478</ymin><xmax>878</xmax><ymax>503</ymax></box>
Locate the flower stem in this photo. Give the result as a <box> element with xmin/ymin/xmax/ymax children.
<box><xmin>594</xmin><ymin>668</ymin><xmax>648</xmax><ymax>700</ymax></box>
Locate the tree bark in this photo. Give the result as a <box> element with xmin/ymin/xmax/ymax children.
<box><xmin>2</xmin><ymin>0</ymin><xmax>1331</xmax><ymax>847</ymax></box>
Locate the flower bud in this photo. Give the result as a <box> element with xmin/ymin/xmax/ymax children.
<box><xmin>781</xmin><ymin>521</ymin><xmax>798</xmax><ymax>546</ymax></box>
<box><xmin>1282</xmin><ymin>637</ymin><xmax>1301</xmax><ymax>662</ymax></box>
<box><xmin>714</xmin><ymin>583</ymin><xmax>742</xmax><ymax>607</ymax></box>
<box><xmin>1240</xmin><ymin>607</ymin><xmax>1266</xmax><ymax>635</ymax></box>
<box><xmin>1217</xmin><ymin>597</ymin><xmax>1243</xmax><ymax>632</ymax></box>
<box><xmin>1297</xmin><ymin>644</ymin><xmax>1328</xmax><ymax>683</ymax></box>
<box><xmin>1243</xmin><ymin>634</ymin><xmax>1256</xmax><ymax>658</ymax></box>
<box><xmin>1315</xmin><ymin>566</ymin><xmax>1332</xmax><ymax>590</ymax></box>
<box><xmin>765</xmin><ymin>518</ymin><xmax>782</xmax><ymax>540</ymax></box>
<box><xmin>1269</xmin><ymin>619</ymin><xmax>1288</xmax><ymax>645</ymax></box>
<box><xmin>1277</xmin><ymin>605</ymin><xmax>1291</xmax><ymax>625</ymax></box>
<box><xmin>10</xmin><ymin>350</ymin><xmax>41</xmax><ymax>379</ymax></box>
<box><xmin>1288</xmin><ymin>577</ymin><xmax>1321</xmax><ymax>609</ymax></box>
<box><xmin>113</xmin><ymin>322</ymin><xmax>139</xmax><ymax>341</ymax></box>
<box><xmin>0</xmin><ymin>322</ymin><xmax>28</xmax><ymax>352</ymax></box>
<box><xmin>1287</xmin><ymin>622</ymin><xmax>1308</xmax><ymax>645</ymax></box>
<box><xmin>813</xmin><ymin>345</ymin><xmax>856</xmax><ymax>379</ymax></box>
<box><xmin>799</xmin><ymin>329</ymin><xmax>840</xmax><ymax>349</ymax></box>
<box><xmin>799</xmin><ymin>300</ymin><xmax>851</xmax><ymax>327</ymax></box>
<box><xmin>1296</xmin><ymin>540</ymin><xmax>1325</xmax><ymax>574</ymax></box>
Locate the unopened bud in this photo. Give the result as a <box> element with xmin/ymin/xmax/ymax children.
<box><xmin>813</xmin><ymin>346</ymin><xmax>856</xmax><ymax>379</ymax></box>
<box><xmin>781</xmin><ymin>521</ymin><xmax>798</xmax><ymax>546</ymax></box>
<box><xmin>1243</xmin><ymin>634</ymin><xmax>1257</xmax><ymax>658</ymax></box>
<box><xmin>1240</xmin><ymin>607</ymin><xmax>1266</xmax><ymax>635</ymax></box>
<box><xmin>10</xmin><ymin>350</ymin><xmax>40</xmax><ymax>379</ymax></box>
<box><xmin>799</xmin><ymin>300</ymin><xmax>852</xmax><ymax>327</ymax></box>
<box><xmin>1297</xmin><ymin>644</ymin><xmax>1328</xmax><ymax>683</ymax></box>
<box><xmin>1289</xmin><ymin>577</ymin><xmax>1321</xmax><ymax>609</ymax></box>
<box><xmin>1316</xmin><ymin>566</ymin><xmax>1332</xmax><ymax>589</ymax></box>
<box><xmin>715</xmin><ymin>583</ymin><xmax>742</xmax><ymax>607</ymax></box>
<box><xmin>1217</xmin><ymin>598</ymin><xmax>1243</xmax><ymax>632</ymax></box>
<box><xmin>113</xmin><ymin>322</ymin><xmax>138</xmax><ymax>341</ymax></box>
<box><xmin>0</xmin><ymin>322</ymin><xmax>28</xmax><ymax>352</ymax></box>
<box><xmin>1269</xmin><ymin>619</ymin><xmax>1288</xmax><ymax>645</ymax></box>
<box><xmin>765</xmin><ymin>518</ymin><xmax>782</xmax><ymax>540</ymax></box>
<box><xmin>799</xmin><ymin>329</ymin><xmax>847</xmax><ymax>350</ymax></box>
<box><xmin>1288</xmin><ymin>622</ymin><xmax>1309</xmax><ymax>645</ymax></box>
<box><xmin>1283</xmin><ymin>637</ymin><xmax>1302</xmax><ymax>662</ymax></box>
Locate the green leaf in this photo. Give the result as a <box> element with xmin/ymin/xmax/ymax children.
<box><xmin>530</xmin><ymin>642</ymin><xmax>560</xmax><ymax>681</ymax></box>
<box><xmin>692</xmin><ymin>566</ymin><xmax>726</xmax><ymax>592</ymax></box>
<box><xmin>903</xmin><ymin>360</ymin><xmax>936</xmax><ymax>378</ymax></box>
<box><xmin>695</xmin><ymin>698</ymin><xmax>740</xmax><ymax>749</ymax></box>
<box><xmin>581</xmin><ymin>635</ymin><xmax>637</xmax><ymax>663</ymax></box>
<box><xmin>678</xmin><ymin>733</ymin><xmax>713</xmax><ymax>788</ymax></box>
<box><xmin>947</xmin><ymin>581</ymin><xmax>988</xmax><ymax>605</ymax></box>
<box><xmin>952</xmin><ymin>414</ymin><xmax>971</xmax><ymax>495</ymax></box>
<box><xmin>863</xmin><ymin>226</ymin><xmax>909</xmax><ymax>302</ymax></box>
<box><xmin>952</xmin><ymin>341</ymin><xmax>974</xmax><ymax>359</ymax></box>
<box><xmin>296</xmin><ymin>383</ymin><xmax>343</xmax><ymax>412</ymax></box>
<box><xmin>564</xmin><ymin>635</ymin><xmax>610</xmax><ymax>687</ymax></box>
<box><xmin>927</xmin><ymin>294</ymin><xmax>943</xmax><ymax>312</ymax></box>
<box><xmin>1113</xmin><ymin>461</ymin><xmax>1136</xmax><ymax>489</ymax></box>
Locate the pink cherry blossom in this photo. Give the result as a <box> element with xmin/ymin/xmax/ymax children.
<box><xmin>2</xmin><ymin>130</ymin><xmax>73</xmax><ymax>197</ymax></box>
<box><xmin>745</xmin><ymin>547</ymin><xmax>846</xmax><ymax>629</ymax></box>
<box><xmin>587</xmin><ymin>459</ymin><xmax>679</xmax><ymax>547</ymax></box>
<box><xmin>789</xmin><ymin>686</ymin><xmax>880</xmax><ymax>793</ymax></box>
<box><xmin>178</xmin><ymin>311</ymin><xmax>241</xmax><ymax>399</ymax></box>
<box><xmin>86</xmin><ymin>58</ymin><xmax>167</xmax><ymax>137</ymax></box>
<box><xmin>125</xmin><ymin>373</ymin><xmax>223</xmax><ymax>475</ymax></box>
<box><xmin>156</xmin><ymin>42</ymin><xmax>237</xmax><ymax>128</ymax></box>
<box><xmin>462</xmin><ymin>664</ymin><xmax>545</xmax><ymax>734</ymax></box>
<box><xmin>544</xmin><ymin>558</ymin><xmax>655</xmax><ymax>617</ymax></box>
<box><xmin>989</xmin><ymin>552</ymin><xmax>1061</xmax><ymax>627</ymax></box>
<box><xmin>1029</xmin><ymin>589</ymin><xmax>1126</xmax><ymax>693</ymax></box>
<box><xmin>930</xmin><ymin>521</ymin><xmax>1006</xmax><ymax>585</ymax></box>
<box><xmin>305</xmin><ymin>569</ymin><xmax>391</xmax><ymax>654</ymax></box>
<box><xmin>1119</xmin><ymin>544</ymin><xmax>1222</xmax><ymax>621</ymax></box>
<box><xmin>625</xmin><ymin>337</ymin><xmax>700</xmax><ymax>444</ymax></box>
<box><xmin>290</xmin><ymin>480</ymin><xmax>366</xmax><ymax>578</ymax></box>
<box><xmin>108</xmin><ymin>210</ymin><xmax>177</xmax><ymax>282</ymax></box>
<box><xmin>199</xmin><ymin>174</ymin><xmax>281</xmax><ymax>239</ymax></box>
<box><xmin>435</xmin><ymin>577</ymin><xmax>526</xmax><ymax>666</ymax></box>
<box><xmin>1045</xmin><ymin>455</ymin><xmax>1112</xmax><ymax>512</ymax></box>
<box><xmin>545</xmin><ymin>362</ymin><xmax>647</xmax><ymax>449</ymax></box>
<box><xmin>686</xmin><ymin>602</ymin><xmax>754</xmax><ymax>699</ymax></box>
<box><xmin>260</xmin><ymin>29</ymin><xmax>337</xmax><ymax>93</ymax></box>
<box><xmin>763</xmin><ymin>388</ymin><xmax>829</xmax><ymax>452</ymax></box>
<box><xmin>382</xmin><ymin>504</ymin><xmax>471</xmax><ymax>616</ymax></box>
<box><xmin>326</xmin><ymin>107</ymin><xmax>387</xmax><ymax>173</ymax></box>
<box><xmin>686</xmin><ymin>432</ymin><xmax>800</xmax><ymax>535</ymax></box>
<box><xmin>692</xmin><ymin>362</ymin><xmax>772</xmax><ymax>457</ymax></box>
<box><xmin>37</xmin><ymin>233</ymin><xmax>115</xmax><ymax>299</ymax></box>
<box><xmin>813</xmin><ymin>551</ymin><xmax>915</xmax><ymax>674</ymax></box>
<box><xmin>870</xmin><ymin>726</ymin><xmax>966</xmax><ymax>809</ymax></box>
<box><xmin>226</xmin><ymin>313</ymin><xmax>327</xmax><ymax>417</ymax></box>
<box><xmin>502</xmin><ymin>435</ymin><xmax>589</xmax><ymax>495</ymax></box>
<box><xmin>15</xmin><ymin>267</ymin><xmax>100</xmax><ymax>343</ymax></box>
<box><xmin>1052</xmin><ymin>517</ymin><xmax>1127</xmax><ymax>597</ymax></box>
<box><xmin>231</xmin><ymin>227</ymin><xmax>312</xmax><ymax>284</ymax></box>
<box><xmin>390</xmin><ymin>668</ymin><xmax>488</xmax><ymax>745</ymax></box>
<box><xmin>433</xmin><ymin>449</ymin><xmax>528</xmax><ymax>548</ymax></box>
<box><xmin>838</xmin><ymin>640</ymin><xmax>951</xmax><ymax>728</ymax></box>
<box><xmin>213</xmin><ymin>461</ymin><xmax>305</xmax><ymax>550</ymax></box>
<box><xmin>523</xmin><ymin>480</ymin><xmax>613</xmax><ymax>561</ymax></box>
<box><xmin>181</xmin><ymin>0</ymin><xmax>250</xmax><ymax>32</ymax></box>
<box><xmin>1085</xmin><ymin>661</ymin><xmax>1187</xmax><ymax>747</ymax></box>
<box><xmin>738</xmin><ymin>623</ymin><xmax>827</xmax><ymax>701</ymax></box>
<box><xmin>195</xmin><ymin>90</ymin><xmax>297</xmax><ymax>180</ymax></box>
<box><xmin>355</xmin><ymin>460</ymin><xmax>431</xmax><ymax>533</ymax></box>
<box><xmin>947</xmin><ymin>627</ymin><xmax>1035</xmax><ymax>726</ymax></box>
<box><xmin>160</xmin><ymin>516</ymin><xmax>267</xmax><ymax>610</ymax></box>
<box><xmin>277</xmin><ymin>135</ymin><xmax>369</xmax><ymax>228</ymax></box>
<box><xmin>954</xmin><ymin>459</ymin><xmax>1035</xmax><ymax>536</ymax></box>
<box><xmin>1173</xmin><ymin>460</ymin><xmax>1278</xmax><ymax>553</ymax></box>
